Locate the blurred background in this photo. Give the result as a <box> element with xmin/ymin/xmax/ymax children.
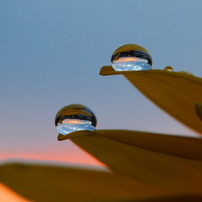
<box><xmin>0</xmin><ymin>0</ymin><xmax>201</xmax><ymax>166</ymax></box>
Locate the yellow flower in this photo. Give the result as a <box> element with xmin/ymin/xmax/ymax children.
<box><xmin>1</xmin><ymin>45</ymin><xmax>202</xmax><ymax>201</ymax></box>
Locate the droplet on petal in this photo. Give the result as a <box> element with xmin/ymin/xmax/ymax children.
<box><xmin>55</xmin><ymin>104</ymin><xmax>97</xmax><ymax>135</ymax></box>
<box><xmin>164</xmin><ymin>66</ymin><xmax>174</xmax><ymax>72</ymax></box>
<box><xmin>111</xmin><ymin>44</ymin><xmax>152</xmax><ymax>71</ymax></box>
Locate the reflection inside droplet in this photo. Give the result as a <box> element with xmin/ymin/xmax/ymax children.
<box><xmin>112</xmin><ymin>57</ymin><xmax>151</xmax><ymax>71</ymax></box>
<box><xmin>164</xmin><ymin>66</ymin><xmax>174</xmax><ymax>72</ymax></box>
<box><xmin>111</xmin><ymin>44</ymin><xmax>152</xmax><ymax>71</ymax></box>
<box><xmin>55</xmin><ymin>104</ymin><xmax>97</xmax><ymax>135</ymax></box>
<box><xmin>57</xmin><ymin>119</ymin><xmax>95</xmax><ymax>135</ymax></box>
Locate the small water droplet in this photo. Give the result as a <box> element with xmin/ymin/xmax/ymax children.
<box><xmin>55</xmin><ymin>104</ymin><xmax>97</xmax><ymax>135</ymax></box>
<box><xmin>111</xmin><ymin>44</ymin><xmax>152</xmax><ymax>71</ymax></box>
<box><xmin>164</xmin><ymin>66</ymin><xmax>174</xmax><ymax>72</ymax></box>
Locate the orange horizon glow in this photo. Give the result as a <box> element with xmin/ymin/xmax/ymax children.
<box><xmin>0</xmin><ymin>146</ymin><xmax>105</xmax><ymax>167</ymax></box>
<box><xmin>62</xmin><ymin>119</ymin><xmax>83</xmax><ymax>124</ymax></box>
<box><xmin>114</xmin><ymin>57</ymin><xmax>148</xmax><ymax>63</ymax></box>
<box><xmin>117</xmin><ymin>57</ymin><xmax>138</xmax><ymax>62</ymax></box>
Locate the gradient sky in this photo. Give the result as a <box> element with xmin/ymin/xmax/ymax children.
<box><xmin>0</xmin><ymin>0</ymin><xmax>202</xmax><ymax>166</ymax></box>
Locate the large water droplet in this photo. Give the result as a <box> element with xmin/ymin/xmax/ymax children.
<box><xmin>164</xmin><ymin>66</ymin><xmax>174</xmax><ymax>72</ymax></box>
<box><xmin>55</xmin><ymin>104</ymin><xmax>97</xmax><ymax>135</ymax></box>
<box><xmin>111</xmin><ymin>44</ymin><xmax>152</xmax><ymax>71</ymax></box>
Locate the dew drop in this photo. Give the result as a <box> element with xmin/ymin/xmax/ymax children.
<box><xmin>111</xmin><ymin>44</ymin><xmax>152</xmax><ymax>71</ymax></box>
<box><xmin>55</xmin><ymin>104</ymin><xmax>97</xmax><ymax>135</ymax></box>
<box><xmin>164</xmin><ymin>66</ymin><xmax>174</xmax><ymax>72</ymax></box>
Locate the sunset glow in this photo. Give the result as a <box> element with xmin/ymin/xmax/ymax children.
<box><xmin>114</xmin><ymin>57</ymin><xmax>148</xmax><ymax>63</ymax></box>
<box><xmin>0</xmin><ymin>145</ymin><xmax>105</xmax><ymax>167</ymax></box>
<box><xmin>62</xmin><ymin>119</ymin><xmax>84</xmax><ymax>124</ymax></box>
<box><xmin>115</xmin><ymin>57</ymin><xmax>138</xmax><ymax>62</ymax></box>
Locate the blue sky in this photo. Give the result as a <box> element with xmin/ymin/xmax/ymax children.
<box><xmin>0</xmin><ymin>0</ymin><xmax>201</xmax><ymax>164</ymax></box>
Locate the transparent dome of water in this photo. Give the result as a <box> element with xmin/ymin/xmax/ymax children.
<box><xmin>111</xmin><ymin>44</ymin><xmax>152</xmax><ymax>71</ymax></box>
<box><xmin>55</xmin><ymin>104</ymin><xmax>97</xmax><ymax>135</ymax></box>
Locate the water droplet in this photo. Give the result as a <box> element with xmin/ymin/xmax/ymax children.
<box><xmin>164</xmin><ymin>66</ymin><xmax>174</xmax><ymax>72</ymax></box>
<box><xmin>111</xmin><ymin>44</ymin><xmax>152</xmax><ymax>71</ymax></box>
<box><xmin>55</xmin><ymin>104</ymin><xmax>97</xmax><ymax>135</ymax></box>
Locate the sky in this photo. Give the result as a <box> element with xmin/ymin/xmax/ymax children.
<box><xmin>0</xmin><ymin>0</ymin><xmax>202</xmax><ymax>167</ymax></box>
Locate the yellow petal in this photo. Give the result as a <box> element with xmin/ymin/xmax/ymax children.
<box><xmin>0</xmin><ymin>162</ymin><xmax>171</xmax><ymax>201</ymax></box>
<box><xmin>1</xmin><ymin>161</ymin><xmax>202</xmax><ymax>201</ymax></box>
<box><xmin>59</xmin><ymin>130</ymin><xmax>202</xmax><ymax>160</ymax></box>
<box><xmin>100</xmin><ymin>66</ymin><xmax>202</xmax><ymax>135</ymax></box>
<box><xmin>56</xmin><ymin>130</ymin><xmax>202</xmax><ymax>196</ymax></box>
<box><xmin>97</xmin><ymin>130</ymin><xmax>202</xmax><ymax>160</ymax></box>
